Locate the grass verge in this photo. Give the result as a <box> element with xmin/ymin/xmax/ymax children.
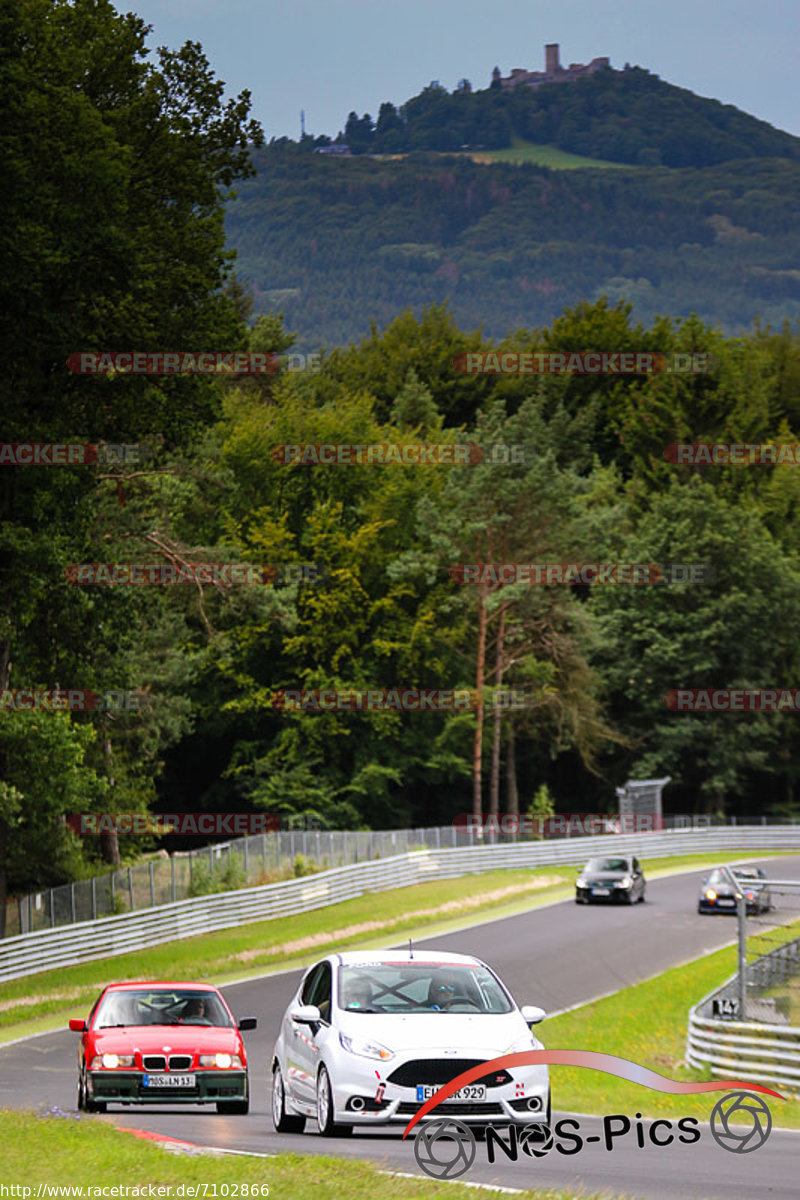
<box><xmin>464</xmin><ymin>137</ymin><xmax>632</xmax><ymax>169</ymax></box>
<box><xmin>0</xmin><ymin>1109</ymin><xmax>622</xmax><ymax>1199</ymax></box>
<box><xmin>0</xmin><ymin>850</ymin><xmax>793</xmax><ymax>1042</ymax></box>
<box><xmin>545</xmin><ymin>942</ymin><xmax>800</xmax><ymax>1128</ymax></box>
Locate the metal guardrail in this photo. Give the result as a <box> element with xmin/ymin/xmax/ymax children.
<box><xmin>687</xmin><ymin>982</ymin><xmax>800</xmax><ymax>1091</ymax></box>
<box><xmin>8</xmin><ymin>813</ymin><xmax>796</xmax><ymax>938</ymax></box>
<box><xmin>5</xmin><ymin>826</ymin><xmax>458</xmax><ymax>938</ymax></box>
<box><xmin>2</xmin><ymin>825</ymin><xmax>799</xmax><ymax>983</ymax></box>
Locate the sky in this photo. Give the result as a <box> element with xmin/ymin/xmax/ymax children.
<box><xmin>129</xmin><ymin>0</ymin><xmax>800</xmax><ymax>140</ymax></box>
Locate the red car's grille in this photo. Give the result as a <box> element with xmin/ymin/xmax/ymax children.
<box><xmin>168</xmin><ymin>1055</ymin><xmax>192</xmax><ymax>1071</ymax></box>
<box><xmin>142</xmin><ymin>1055</ymin><xmax>166</xmax><ymax>1071</ymax></box>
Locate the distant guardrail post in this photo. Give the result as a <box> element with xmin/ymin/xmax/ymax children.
<box><xmin>171</xmin><ymin>855</ymin><xmax>176</xmax><ymax>903</ymax></box>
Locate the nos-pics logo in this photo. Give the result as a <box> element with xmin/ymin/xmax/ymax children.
<box><xmin>405</xmin><ymin>1051</ymin><xmax>780</xmax><ymax>1181</ymax></box>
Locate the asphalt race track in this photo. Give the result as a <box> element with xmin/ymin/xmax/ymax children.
<box><xmin>3</xmin><ymin>858</ymin><xmax>800</xmax><ymax>1199</ymax></box>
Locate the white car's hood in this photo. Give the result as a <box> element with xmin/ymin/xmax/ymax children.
<box><xmin>336</xmin><ymin>1010</ymin><xmax>534</xmax><ymax>1057</ymax></box>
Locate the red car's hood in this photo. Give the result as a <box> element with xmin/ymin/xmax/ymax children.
<box><xmin>92</xmin><ymin>1026</ymin><xmax>242</xmax><ymax>1054</ymax></box>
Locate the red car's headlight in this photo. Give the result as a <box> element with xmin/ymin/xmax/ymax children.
<box><xmin>90</xmin><ymin>1053</ymin><xmax>135</xmax><ymax>1069</ymax></box>
<box><xmin>198</xmin><ymin>1053</ymin><xmax>242</xmax><ymax>1069</ymax></box>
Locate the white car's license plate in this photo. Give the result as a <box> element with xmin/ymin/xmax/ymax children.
<box><xmin>717</xmin><ymin>899</ymin><xmax>735</xmax><ymax>906</ymax></box>
<box><xmin>592</xmin><ymin>887</ymin><xmax>610</xmax><ymax>896</ymax></box>
<box><xmin>143</xmin><ymin>1074</ymin><xmax>196</xmax><ymax>1088</ymax></box>
<box><xmin>417</xmin><ymin>1084</ymin><xmax>487</xmax><ymax>1102</ymax></box>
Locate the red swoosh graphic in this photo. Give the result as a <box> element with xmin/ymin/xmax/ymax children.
<box><xmin>402</xmin><ymin>1049</ymin><xmax>784</xmax><ymax>1138</ymax></box>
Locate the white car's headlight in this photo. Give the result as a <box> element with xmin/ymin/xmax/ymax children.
<box><xmin>617</xmin><ymin>876</ymin><xmax>632</xmax><ymax>888</ymax></box>
<box><xmin>576</xmin><ymin>877</ymin><xmax>586</xmax><ymax>887</ymax></box>
<box><xmin>339</xmin><ymin>1033</ymin><xmax>394</xmax><ymax>1061</ymax></box>
<box><xmin>90</xmin><ymin>1053</ymin><xmax>135</xmax><ymax>1069</ymax></box>
<box><xmin>199</xmin><ymin>1053</ymin><xmax>242</xmax><ymax>1069</ymax></box>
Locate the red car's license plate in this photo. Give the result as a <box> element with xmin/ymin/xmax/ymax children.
<box><xmin>143</xmin><ymin>1074</ymin><xmax>196</xmax><ymax>1087</ymax></box>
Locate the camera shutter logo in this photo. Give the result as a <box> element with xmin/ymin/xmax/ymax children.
<box><xmin>413</xmin><ymin>1118</ymin><xmax>476</xmax><ymax>1179</ymax></box>
<box><xmin>517</xmin><ymin>1123</ymin><xmax>554</xmax><ymax>1158</ymax></box>
<box><xmin>710</xmin><ymin>1091</ymin><xmax>772</xmax><ymax>1153</ymax></box>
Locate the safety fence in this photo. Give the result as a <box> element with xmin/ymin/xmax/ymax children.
<box><xmin>5</xmin><ymin>813</ymin><xmax>795</xmax><ymax>939</ymax></box>
<box><xmin>2</xmin><ymin>825</ymin><xmax>799</xmax><ymax>982</ymax></box>
<box><xmin>5</xmin><ymin>826</ymin><xmax>452</xmax><ymax>938</ymax></box>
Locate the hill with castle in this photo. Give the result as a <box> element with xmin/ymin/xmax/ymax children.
<box><xmin>227</xmin><ymin>45</ymin><xmax>800</xmax><ymax>347</ymax></box>
<box><xmin>298</xmin><ymin>43</ymin><xmax>799</xmax><ymax>168</ymax></box>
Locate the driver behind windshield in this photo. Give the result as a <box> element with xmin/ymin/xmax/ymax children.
<box><xmin>181</xmin><ymin>997</ymin><xmax>210</xmax><ymax>1023</ymax></box>
<box><xmin>427</xmin><ymin>973</ymin><xmax>459</xmax><ymax>1010</ymax></box>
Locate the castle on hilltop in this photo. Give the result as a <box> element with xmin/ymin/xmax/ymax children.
<box><xmin>493</xmin><ymin>43</ymin><xmax>611</xmax><ymax>90</ymax></box>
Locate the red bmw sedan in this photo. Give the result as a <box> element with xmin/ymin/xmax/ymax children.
<box><xmin>69</xmin><ymin>982</ymin><xmax>256</xmax><ymax>1114</ymax></box>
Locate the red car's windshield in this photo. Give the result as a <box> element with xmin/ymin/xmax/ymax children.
<box><xmin>95</xmin><ymin>990</ymin><xmax>233</xmax><ymax>1028</ymax></box>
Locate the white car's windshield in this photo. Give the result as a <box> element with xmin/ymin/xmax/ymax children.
<box><xmin>95</xmin><ymin>990</ymin><xmax>233</xmax><ymax>1028</ymax></box>
<box><xmin>337</xmin><ymin>962</ymin><xmax>514</xmax><ymax>1014</ymax></box>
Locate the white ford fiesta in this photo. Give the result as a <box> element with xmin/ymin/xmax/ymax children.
<box><xmin>270</xmin><ymin>949</ymin><xmax>550</xmax><ymax>1136</ymax></box>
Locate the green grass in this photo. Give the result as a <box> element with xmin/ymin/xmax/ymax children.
<box><xmin>463</xmin><ymin>136</ymin><xmax>633</xmax><ymax>169</ymax></box>
<box><xmin>545</xmin><ymin>941</ymin><xmax>800</xmax><ymax>1127</ymax></box>
<box><xmin>0</xmin><ymin>850</ymin><xmax>793</xmax><ymax>1041</ymax></box>
<box><xmin>0</xmin><ymin>1110</ymin><xmax>623</xmax><ymax>1200</ymax></box>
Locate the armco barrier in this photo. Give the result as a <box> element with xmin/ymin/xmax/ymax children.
<box><xmin>2</xmin><ymin>826</ymin><xmax>799</xmax><ymax>982</ymax></box>
<box><xmin>687</xmin><ymin>983</ymin><xmax>800</xmax><ymax>1091</ymax></box>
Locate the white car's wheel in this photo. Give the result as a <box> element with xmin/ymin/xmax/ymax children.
<box><xmin>316</xmin><ymin>1066</ymin><xmax>352</xmax><ymax>1137</ymax></box>
<box><xmin>271</xmin><ymin>1064</ymin><xmax>305</xmax><ymax>1133</ymax></box>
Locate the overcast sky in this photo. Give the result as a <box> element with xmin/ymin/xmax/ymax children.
<box><xmin>131</xmin><ymin>0</ymin><xmax>800</xmax><ymax>139</ymax></box>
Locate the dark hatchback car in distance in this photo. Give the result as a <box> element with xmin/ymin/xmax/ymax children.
<box><xmin>575</xmin><ymin>855</ymin><xmax>646</xmax><ymax>904</ymax></box>
<box><xmin>698</xmin><ymin>866</ymin><xmax>772</xmax><ymax>915</ymax></box>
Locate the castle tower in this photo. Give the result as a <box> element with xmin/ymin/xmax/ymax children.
<box><xmin>545</xmin><ymin>43</ymin><xmax>560</xmax><ymax>74</ymax></box>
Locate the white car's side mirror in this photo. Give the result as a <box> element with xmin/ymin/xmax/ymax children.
<box><xmin>520</xmin><ymin>1004</ymin><xmax>546</xmax><ymax>1025</ymax></box>
<box><xmin>291</xmin><ymin>1004</ymin><xmax>322</xmax><ymax>1024</ymax></box>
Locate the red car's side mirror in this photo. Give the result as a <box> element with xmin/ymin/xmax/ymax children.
<box><xmin>69</xmin><ymin>1018</ymin><xmax>87</xmax><ymax>1032</ymax></box>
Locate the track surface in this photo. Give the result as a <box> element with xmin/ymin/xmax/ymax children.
<box><xmin>3</xmin><ymin>858</ymin><xmax>799</xmax><ymax>1199</ymax></box>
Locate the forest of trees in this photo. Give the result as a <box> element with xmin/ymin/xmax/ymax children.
<box><xmin>4</xmin><ymin>0</ymin><xmax>800</xmax><ymax>913</ymax></box>
<box><xmin>226</xmin><ymin>148</ymin><xmax>800</xmax><ymax>347</ymax></box>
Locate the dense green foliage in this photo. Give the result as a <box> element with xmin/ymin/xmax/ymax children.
<box><xmin>226</xmin><ymin>149</ymin><xmax>800</xmax><ymax>346</ymax></box>
<box><xmin>4</xmin><ymin>1</ymin><xmax>800</xmax><ymax>916</ymax></box>
<box><xmin>0</xmin><ymin>0</ymin><xmax>263</xmax><ymax>921</ymax></box>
